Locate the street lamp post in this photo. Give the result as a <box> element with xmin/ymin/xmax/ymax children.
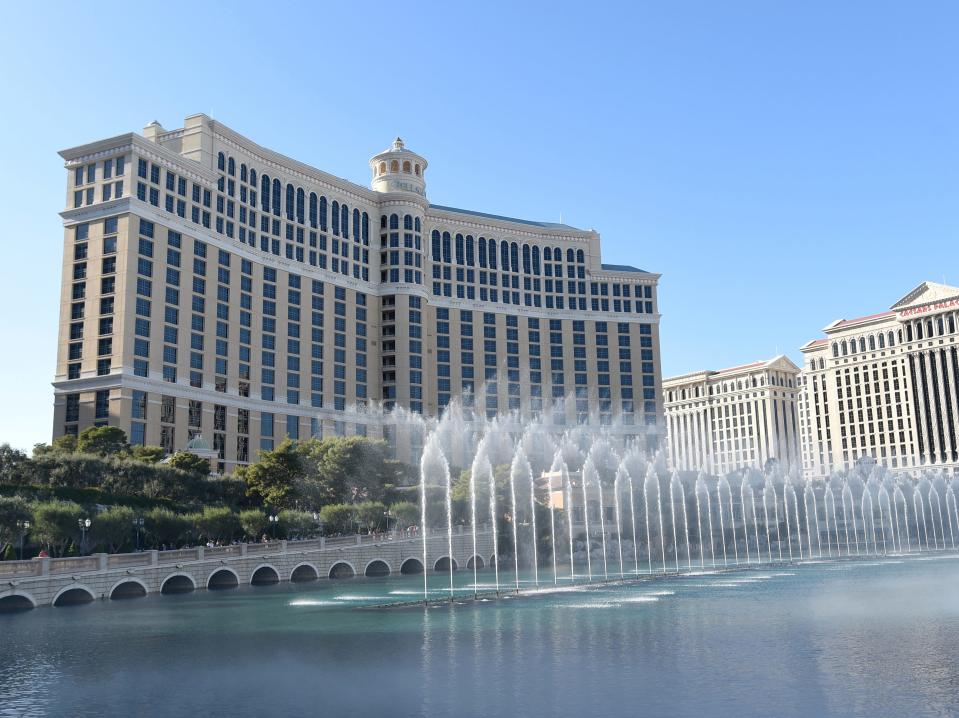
<box><xmin>79</xmin><ymin>518</ymin><xmax>91</xmax><ymax>555</ymax></box>
<box><xmin>133</xmin><ymin>517</ymin><xmax>144</xmax><ymax>551</ymax></box>
<box><xmin>269</xmin><ymin>514</ymin><xmax>279</xmax><ymax>540</ymax></box>
<box><xmin>312</xmin><ymin>512</ymin><xmax>321</xmax><ymax>538</ymax></box>
<box><xmin>16</xmin><ymin>520</ymin><xmax>30</xmax><ymax>560</ymax></box>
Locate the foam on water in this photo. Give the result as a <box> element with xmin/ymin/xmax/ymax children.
<box><xmin>289</xmin><ymin>599</ymin><xmax>339</xmax><ymax>607</ymax></box>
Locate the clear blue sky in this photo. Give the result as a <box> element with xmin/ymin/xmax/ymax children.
<box><xmin>0</xmin><ymin>1</ymin><xmax>956</xmax><ymax>450</ymax></box>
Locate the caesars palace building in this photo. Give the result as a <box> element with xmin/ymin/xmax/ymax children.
<box><xmin>53</xmin><ymin>115</ymin><xmax>663</xmax><ymax>472</ymax></box>
<box><xmin>799</xmin><ymin>282</ymin><xmax>959</xmax><ymax>479</ymax></box>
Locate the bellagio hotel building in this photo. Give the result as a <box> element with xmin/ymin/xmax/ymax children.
<box><xmin>53</xmin><ymin>114</ymin><xmax>663</xmax><ymax>472</ymax></box>
<box><xmin>799</xmin><ymin>281</ymin><xmax>959</xmax><ymax>478</ymax></box>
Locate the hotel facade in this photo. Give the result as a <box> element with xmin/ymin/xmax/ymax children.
<box><xmin>53</xmin><ymin>115</ymin><xmax>663</xmax><ymax>472</ymax></box>
<box><xmin>663</xmin><ymin>356</ymin><xmax>801</xmax><ymax>475</ymax></box>
<box><xmin>798</xmin><ymin>282</ymin><xmax>959</xmax><ymax>479</ymax></box>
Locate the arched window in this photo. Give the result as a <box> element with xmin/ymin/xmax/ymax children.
<box><xmin>478</xmin><ymin>237</ymin><xmax>487</xmax><ymax>267</ymax></box>
<box><xmin>442</xmin><ymin>232</ymin><xmax>452</xmax><ymax>263</ymax></box>
<box><xmin>240</xmin><ymin>164</ymin><xmax>248</xmax><ymax>182</ymax></box>
<box><xmin>341</xmin><ymin>204</ymin><xmax>349</xmax><ymax>239</ymax></box>
<box><xmin>522</xmin><ymin>244</ymin><xmax>531</xmax><ymax>273</ymax></box>
<box><xmin>403</xmin><ymin>160</ymin><xmax>411</xmax><ymax>173</ymax></box>
<box><xmin>309</xmin><ymin>193</ymin><xmax>318</xmax><ymax>228</ymax></box>
<box><xmin>217</xmin><ymin>152</ymin><xmax>225</xmax><ymax>171</ymax></box>
<box><xmin>285</xmin><ymin>184</ymin><xmax>295</xmax><ymax>220</ymax></box>
<box><xmin>455</xmin><ymin>234</ymin><xmax>464</xmax><ymax>264</ymax></box>
<box><xmin>832</xmin><ymin>343</ymin><xmax>839</xmax><ymax>358</ymax></box>
<box><xmin>841</xmin><ymin>341</ymin><xmax>848</xmax><ymax>356</ymax></box>
<box><xmin>488</xmin><ymin>239</ymin><xmax>497</xmax><ymax>269</ymax></box>
<box><xmin>296</xmin><ymin>188</ymin><xmax>305</xmax><ymax>224</ymax></box>
<box><xmin>937</xmin><ymin>317</ymin><xmax>944</xmax><ymax>335</ymax></box>
<box><xmin>331</xmin><ymin>201</ymin><xmax>340</xmax><ymax>235</ymax></box>
<box><xmin>466</xmin><ymin>235</ymin><xmax>474</xmax><ymax>266</ymax></box>
<box><xmin>906</xmin><ymin>325</ymin><xmax>913</xmax><ymax>342</ymax></box>
<box><xmin>390</xmin><ymin>160</ymin><xmax>399</xmax><ymax>172</ymax></box>
<box><xmin>414</xmin><ymin>163</ymin><xmax>421</xmax><ymax>176</ymax></box>
<box><xmin>414</xmin><ymin>217</ymin><xmax>421</xmax><ymax>232</ymax></box>
<box><xmin>566</xmin><ymin>248</ymin><xmax>574</xmax><ymax>263</ymax></box>
<box><xmin>544</xmin><ymin>247</ymin><xmax>552</xmax><ymax>262</ymax></box>
<box><xmin>319</xmin><ymin>196</ymin><xmax>328</xmax><ymax>230</ymax></box>
<box><xmin>510</xmin><ymin>242</ymin><xmax>519</xmax><ymax>272</ymax></box>
<box><xmin>577</xmin><ymin>249</ymin><xmax>584</xmax><ymax>263</ymax></box>
<box><xmin>362</xmin><ymin>212</ymin><xmax>369</xmax><ymax>245</ymax></box>
<box><xmin>404</xmin><ymin>214</ymin><xmax>413</xmax><ymax>231</ymax></box>
<box><xmin>431</xmin><ymin>230</ymin><xmax>441</xmax><ymax>261</ymax></box>
<box><xmin>389</xmin><ymin>214</ymin><xmax>399</xmax><ymax>230</ymax></box>
<box><xmin>261</xmin><ymin>174</ymin><xmax>271</xmax><ymax>212</ymax></box>
<box><xmin>272</xmin><ymin>179</ymin><xmax>281</xmax><ymax>216</ymax></box>
<box><xmin>250</xmin><ymin>168</ymin><xmax>257</xmax><ymax>186</ymax></box>
<box><xmin>878</xmin><ymin>333</ymin><xmax>885</xmax><ymax>349</ymax></box>
<box><xmin>227</xmin><ymin>157</ymin><xmax>235</xmax><ymax>176</ymax></box>
<box><xmin>915</xmin><ymin>322</ymin><xmax>922</xmax><ymax>340</ymax></box>
<box><xmin>532</xmin><ymin>246</ymin><xmax>540</xmax><ymax>274</ymax></box>
<box><xmin>353</xmin><ymin>209</ymin><xmax>360</xmax><ymax>241</ymax></box>
<box><xmin>500</xmin><ymin>241</ymin><xmax>509</xmax><ymax>270</ymax></box>
<box><xmin>379</xmin><ymin>161</ymin><xmax>386</xmax><ymax>175</ymax></box>
<box><xmin>868</xmin><ymin>335</ymin><xmax>875</xmax><ymax>351</ymax></box>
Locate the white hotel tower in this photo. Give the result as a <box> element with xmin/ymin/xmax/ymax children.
<box><xmin>53</xmin><ymin>115</ymin><xmax>664</xmax><ymax>471</ymax></box>
<box><xmin>799</xmin><ymin>281</ymin><xmax>959</xmax><ymax>479</ymax></box>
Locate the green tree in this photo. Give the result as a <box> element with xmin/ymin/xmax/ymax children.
<box><xmin>0</xmin><ymin>496</ymin><xmax>31</xmax><ymax>556</ymax></box>
<box><xmin>90</xmin><ymin>506</ymin><xmax>136</xmax><ymax>553</ymax></box>
<box><xmin>354</xmin><ymin>501</ymin><xmax>387</xmax><ymax>532</ymax></box>
<box><xmin>168</xmin><ymin>452</ymin><xmax>211</xmax><ymax>477</ymax></box>
<box><xmin>242</xmin><ymin>439</ymin><xmax>304</xmax><ymax>509</ymax></box>
<box><xmin>319</xmin><ymin>503</ymin><xmax>355</xmax><ymax>535</ymax></box>
<box><xmin>76</xmin><ymin>426</ymin><xmax>129</xmax><ymax>456</ymax></box>
<box><xmin>238</xmin><ymin>509</ymin><xmax>268</xmax><ymax>541</ymax></box>
<box><xmin>144</xmin><ymin>507</ymin><xmax>191</xmax><ymax>548</ymax></box>
<box><xmin>130</xmin><ymin>445</ymin><xmax>165</xmax><ymax>463</ymax></box>
<box><xmin>0</xmin><ymin>444</ymin><xmax>34</xmax><ymax>484</ymax></box>
<box><xmin>31</xmin><ymin>435</ymin><xmax>77</xmax><ymax>458</ymax></box>
<box><xmin>32</xmin><ymin>453</ymin><xmax>109</xmax><ymax>489</ymax></box>
<box><xmin>278</xmin><ymin>509</ymin><xmax>316</xmax><ymax>539</ymax></box>
<box><xmin>31</xmin><ymin>501</ymin><xmax>85</xmax><ymax>556</ymax></box>
<box><xmin>195</xmin><ymin>507</ymin><xmax>240</xmax><ymax>543</ymax></box>
<box><xmin>299</xmin><ymin>437</ymin><xmax>401</xmax><ymax>505</ymax></box>
<box><xmin>389</xmin><ymin>501</ymin><xmax>420</xmax><ymax>531</ymax></box>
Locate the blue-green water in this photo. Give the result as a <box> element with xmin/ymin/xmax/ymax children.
<box><xmin>3</xmin><ymin>555</ymin><xmax>959</xmax><ymax>717</ymax></box>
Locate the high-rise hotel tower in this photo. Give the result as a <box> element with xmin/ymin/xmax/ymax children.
<box><xmin>53</xmin><ymin>115</ymin><xmax>663</xmax><ymax>471</ymax></box>
<box><xmin>799</xmin><ymin>281</ymin><xmax>959</xmax><ymax>478</ymax></box>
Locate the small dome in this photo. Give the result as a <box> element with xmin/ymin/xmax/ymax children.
<box><xmin>186</xmin><ymin>435</ymin><xmax>212</xmax><ymax>451</ymax></box>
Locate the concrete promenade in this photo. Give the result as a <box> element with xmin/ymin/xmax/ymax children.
<box><xmin>0</xmin><ymin>527</ymin><xmax>495</xmax><ymax>610</ymax></box>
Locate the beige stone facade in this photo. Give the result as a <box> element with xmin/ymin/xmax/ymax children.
<box><xmin>799</xmin><ymin>281</ymin><xmax>959</xmax><ymax>479</ymax></box>
<box><xmin>664</xmin><ymin>356</ymin><xmax>801</xmax><ymax>474</ymax></box>
<box><xmin>53</xmin><ymin>114</ymin><xmax>664</xmax><ymax>471</ymax></box>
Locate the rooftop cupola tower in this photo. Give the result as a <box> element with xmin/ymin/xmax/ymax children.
<box><xmin>369</xmin><ymin>137</ymin><xmax>428</xmax><ymax>197</ymax></box>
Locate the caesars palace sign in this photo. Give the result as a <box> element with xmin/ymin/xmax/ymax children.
<box><xmin>898</xmin><ymin>296</ymin><xmax>959</xmax><ymax>318</ymax></box>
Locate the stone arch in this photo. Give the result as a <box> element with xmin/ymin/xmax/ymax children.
<box><xmin>109</xmin><ymin>578</ymin><xmax>148</xmax><ymax>600</ymax></box>
<box><xmin>489</xmin><ymin>554</ymin><xmax>498</xmax><ymax>568</ymax></box>
<box><xmin>400</xmin><ymin>557</ymin><xmax>424</xmax><ymax>575</ymax></box>
<box><xmin>160</xmin><ymin>573</ymin><xmax>196</xmax><ymax>594</ymax></box>
<box><xmin>433</xmin><ymin>556</ymin><xmax>458</xmax><ymax>572</ymax></box>
<box><xmin>364</xmin><ymin>559</ymin><xmax>391</xmax><ymax>577</ymax></box>
<box><xmin>250</xmin><ymin>564</ymin><xmax>280</xmax><ymax>586</ymax></box>
<box><xmin>466</xmin><ymin>555</ymin><xmax>485</xmax><ymax>570</ymax></box>
<box><xmin>52</xmin><ymin>584</ymin><xmax>95</xmax><ymax>607</ymax></box>
<box><xmin>290</xmin><ymin>562</ymin><xmax>319</xmax><ymax>582</ymax></box>
<box><xmin>207</xmin><ymin>567</ymin><xmax>240</xmax><ymax>590</ymax></box>
<box><xmin>328</xmin><ymin>561</ymin><xmax>356</xmax><ymax>579</ymax></box>
<box><xmin>0</xmin><ymin>590</ymin><xmax>37</xmax><ymax>612</ymax></box>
